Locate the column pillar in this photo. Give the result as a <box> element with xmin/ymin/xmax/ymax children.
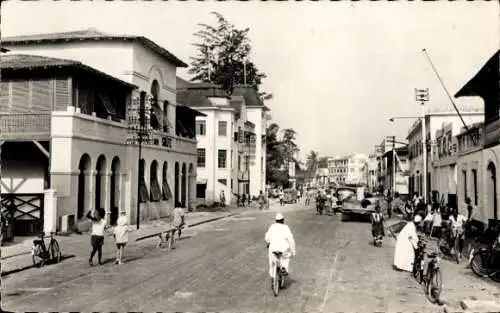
<box><xmin>84</xmin><ymin>170</ymin><xmax>96</xmax><ymax>213</ymax></box>
<box><xmin>102</xmin><ymin>171</ymin><xmax>112</xmax><ymax>224</ymax></box>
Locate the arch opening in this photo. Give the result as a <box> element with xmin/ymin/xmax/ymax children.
<box><xmin>181</xmin><ymin>163</ymin><xmax>187</xmax><ymax>207</ymax></box>
<box><xmin>150</xmin><ymin>160</ymin><xmax>161</xmax><ymax>202</ymax></box>
<box><xmin>110</xmin><ymin>157</ymin><xmax>121</xmax><ymax>225</ymax></box>
<box><xmin>174</xmin><ymin>162</ymin><xmax>180</xmax><ymax>205</ymax></box>
<box><xmin>487</xmin><ymin>162</ymin><xmax>497</xmax><ymax>220</ymax></box>
<box><xmin>77</xmin><ymin>154</ymin><xmax>91</xmax><ymax>219</ymax></box>
<box><xmin>95</xmin><ymin>155</ymin><xmax>107</xmax><ymax>212</ymax></box>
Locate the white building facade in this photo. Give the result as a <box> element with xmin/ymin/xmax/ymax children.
<box><xmin>328</xmin><ymin>154</ymin><xmax>368</xmax><ymax>185</ymax></box>
<box><xmin>455</xmin><ymin>50</ymin><xmax>499</xmax><ymax>225</ymax></box>
<box><xmin>1</xmin><ymin>29</ymin><xmax>200</xmax><ymax>234</ymax></box>
<box><xmin>406</xmin><ymin>108</ymin><xmax>484</xmax><ymax>202</ymax></box>
<box><xmin>177</xmin><ymin>82</ymin><xmax>269</xmax><ymax>205</ymax></box>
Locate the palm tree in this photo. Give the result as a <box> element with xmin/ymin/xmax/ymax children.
<box><xmin>306</xmin><ymin>151</ymin><xmax>319</xmax><ymax>182</ymax></box>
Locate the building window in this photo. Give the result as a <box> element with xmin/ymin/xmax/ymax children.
<box><xmin>218</xmin><ymin>121</ymin><xmax>227</xmax><ymax>136</ymax></box>
<box><xmin>197</xmin><ymin>149</ymin><xmax>206</xmax><ymax>167</ymax></box>
<box><xmin>218</xmin><ymin>150</ymin><xmax>227</xmax><ymax>168</ymax></box>
<box><xmin>218</xmin><ymin>179</ymin><xmax>227</xmax><ymax>185</ymax></box>
<box><xmin>196</xmin><ymin>120</ymin><xmax>206</xmax><ymax>135</ymax></box>
<box><xmin>472</xmin><ymin>169</ymin><xmax>478</xmax><ymax>205</ymax></box>
<box><xmin>462</xmin><ymin>170</ymin><xmax>467</xmax><ymax>199</ymax></box>
<box><xmin>261</xmin><ymin>157</ymin><xmax>264</xmax><ymax>173</ymax></box>
<box><xmin>238</xmin><ymin>155</ymin><xmax>241</xmax><ymax>170</ymax></box>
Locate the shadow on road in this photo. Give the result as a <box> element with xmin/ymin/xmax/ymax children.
<box><xmin>1</xmin><ymin>254</ymin><xmax>76</xmax><ymax>277</ymax></box>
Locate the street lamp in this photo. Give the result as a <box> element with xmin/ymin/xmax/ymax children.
<box><xmin>388</xmin><ymin>89</ymin><xmax>430</xmax><ymax>204</ymax></box>
<box><xmin>127</xmin><ymin>91</ymin><xmax>153</xmax><ymax>230</ymax></box>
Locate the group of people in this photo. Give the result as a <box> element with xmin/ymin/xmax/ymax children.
<box><xmin>392</xmin><ymin>194</ymin><xmax>475</xmax><ymax>272</ymax></box>
<box><xmin>86</xmin><ymin>202</ymin><xmax>186</xmax><ymax>266</ymax></box>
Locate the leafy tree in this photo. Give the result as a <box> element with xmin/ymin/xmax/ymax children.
<box><xmin>317</xmin><ymin>157</ymin><xmax>329</xmax><ymax>168</ymax></box>
<box><xmin>306</xmin><ymin>150</ymin><xmax>319</xmax><ymax>180</ymax></box>
<box><xmin>265</xmin><ymin>123</ymin><xmax>300</xmax><ymax>187</ymax></box>
<box><xmin>189</xmin><ymin>12</ymin><xmax>270</xmax><ymax>96</ymax></box>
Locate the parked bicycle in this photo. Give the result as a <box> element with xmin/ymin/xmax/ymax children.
<box><xmin>32</xmin><ymin>232</ymin><xmax>61</xmax><ymax>267</ymax></box>
<box><xmin>270</xmin><ymin>251</ymin><xmax>287</xmax><ymax>297</ymax></box>
<box><xmin>438</xmin><ymin>226</ymin><xmax>462</xmax><ymax>264</ymax></box>
<box><xmin>413</xmin><ymin>237</ymin><xmax>443</xmax><ymax>304</ymax></box>
<box><xmin>470</xmin><ymin>236</ymin><xmax>500</xmax><ymax>282</ymax></box>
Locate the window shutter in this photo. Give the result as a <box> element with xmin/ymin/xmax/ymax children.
<box><xmin>31</xmin><ymin>80</ymin><xmax>52</xmax><ymax>112</ymax></box>
<box><xmin>55</xmin><ymin>79</ymin><xmax>69</xmax><ymax>111</ymax></box>
<box><xmin>0</xmin><ymin>82</ymin><xmax>10</xmax><ymax>112</ymax></box>
<box><xmin>11</xmin><ymin>81</ymin><xmax>30</xmax><ymax>113</ymax></box>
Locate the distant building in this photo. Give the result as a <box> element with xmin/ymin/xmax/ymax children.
<box><xmin>406</xmin><ymin>108</ymin><xmax>484</xmax><ymax>203</ymax></box>
<box><xmin>328</xmin><ymin>154</ymin><xmax>368</xmax><ymax>185</ymax></box>
<box><xmin>177</xmin><ymin>80</ymin><xmax>270</xmax><ymax>205</ymax></box>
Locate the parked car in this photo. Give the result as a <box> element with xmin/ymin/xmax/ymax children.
<box><xmin>283</xmin><ymin>189</ymin><xmax>298</xmax><ymax>204</ymax></box>
<box><xmin>341</xmin><ymin>196</ymin><xmax>381</xmax><ymax>222</ymax></box>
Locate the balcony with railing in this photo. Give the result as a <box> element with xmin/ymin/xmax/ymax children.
<box><xmin>0</xmin><ymin>113</ymin><xmax>51</xmax><ymax>140</ymax></box>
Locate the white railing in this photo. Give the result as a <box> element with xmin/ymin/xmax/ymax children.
<box><xmin>52</xmin><ymin>108</ymin><xmax>128</xmax><ymax>144</ymax></box>
<box><xmin>52</xmin><ymin>107</ymin><xmax>197</xmax><ymax>154</ymax></box>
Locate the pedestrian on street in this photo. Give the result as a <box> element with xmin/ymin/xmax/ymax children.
<box><xmin>171</xmin><ymin>202</ymin><xmax>185</xmax><ymax>248</ymax></box>
<box><xmin>258</xmin><ymin>190</ymin><xmax>266</xmax><ymax>210</ymax></box>
<box><xmin>220</xmin><ymin>190</ymin><xmax>226</xmax><ymax>207</ymax></box>
<box><xmin>393</xmin><ymin>215</ymin><xmax>421</xmax><ymax>272</ymax></box>
<box><xmin>279</xmin><ymin>190</ymin><xmax>284</xmax><ymax>206</ymax></box>
<box><xmin>370</xmin><ymin>204</ymin><xmax>385</xmax><ymax>239</ymax></box>
<box><xmin>241</xmin><ymin>194</ymin><xmax>247</xmax><ymax>207</ymax></box>
<box><xmin>113</xmin><ymin>210</ymin><xmax>129</xmax><ymax>265</ymax></box>
<box><xmin>87</xmin><ymin>208</ymin><xmax>108</xmax><ymax>266</ymax></box>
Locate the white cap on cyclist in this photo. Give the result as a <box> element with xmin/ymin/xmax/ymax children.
<box><xmin>275</xmin><ymin>213</ymin><xmax>284</xmax><ymax>221</ymax></box>
<box><xmin>413</xmin><ymin>215</ymin><xmax>422</xmax><ymax>223</ymax></box>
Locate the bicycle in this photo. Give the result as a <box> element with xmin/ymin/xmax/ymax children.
<box><xmin>271</xmin><ymin>251</ymin><xmax>286</xmax><ymax>297</ymax></box>
<box><xmin>32</xmin><ymin>232</ymin><xmax>61</xmax><ymax>267</ymax></box>
<box><xmin>413</xmin><ymin>238</ymin><xmax>443</xmax><ymax>304</ymax></box>
<box><xmin>438</xmin><ymin>226</ymin><xmax>463</xmax><ymax>264</ymax></box>
<box><xmin>470</xmin><ymin>239</ymin><xmax>500</xmax><ymax>283</ymax></box>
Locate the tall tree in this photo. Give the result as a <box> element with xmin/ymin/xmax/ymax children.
<box><xmin>317</xmin><ymin>157</ymin><xmax>329</xmax><ymax>168</ymax></box>
<box><xmin>306</xmin><ymin>150</ymin><xmax>319</xmax><ymax>180</ymax></box>
<box><xmin>265</xmin><ymin>124</ymin><xmax>300</xmax><ymax>187</ymax></box>
<box><xmin>189</xmin><ymin>12</ymin><xmax>269</xmax><ymax>96</ymax></box>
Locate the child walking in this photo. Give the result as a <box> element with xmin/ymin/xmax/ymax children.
<box><xmin>87</xmin><ymin>208</ymin><xmax>107</xmax><ymax>266</ymax></box>
<box><xmin>113</xmin><ymin>211</ymin><xmax>129</xmax><ymax>265</ymax></box>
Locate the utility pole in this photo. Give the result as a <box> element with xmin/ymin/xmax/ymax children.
<box><xmin>392</xmin><ymin>135</ymin><xmax>396</xmax><ymax>199</ymax></box>
<box><xmin>243</xmin><ymin>57</ymin><xmax>247</xmax><ymax>85</ymax></box>
<box><xmin>137</xmin><ymin>91</ymin><xmax>147</xmax><ymax>229</ymax></box>
<box><xmin>415</xmin><ymin>88</ymin><xmax>430</xmax><ymax>204</ymax></box>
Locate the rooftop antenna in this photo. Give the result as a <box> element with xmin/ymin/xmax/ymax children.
<box><xmin>422</xmin><ymin>49</ymin><xmax>476</xmax><ymax>145</ymax></box>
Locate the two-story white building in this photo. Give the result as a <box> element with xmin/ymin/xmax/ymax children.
<box><xmin>406</xmin><ymin>107</ymin><xmax>484</xmax><ymax>203</ymax></box>
<box><xmin>455</xmin><ymin>50</ymin><xmax>499</xmax><ymax>225</ymax></box>
<box><xmin>1</xmin><ymin>29</ymin><xmax>202</xmax><ymax>235</ymax></box>
<box><xmin>176</xmin><ymin>80</ymin><xmax>269</xmax><ymax>205</ymax></box>
<box><xmin>432</xmin><ymin>122</ymin><xmax>459</xmax><ymax>206</ymax></box>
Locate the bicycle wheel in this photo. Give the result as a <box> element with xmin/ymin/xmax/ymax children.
<box><xmin>426</xmin><ymin>267</ymin><xmax>442</xmax><ymax>304</ymax></box>
<box><xmin>50</xmin><ymin>239</ymin><xmax>61</xmax><ymax>263</ymax></box>
<box><xmin>32</xmin><ymin>245</ymin><xmax>44</xmax><ymax>267</ymax></box>
<box><xmin>470</xmin><ymin>250</ymin><xmax>495</xmax><ymax>278</ymax></box>
<box><xmin>273</xmin><ymin>263</ymin><xmax>280</xmax><ymax>297</ymax></box>
<box><xmin>279</xmin><ymin>268</ymin><xmax>286</xmax><ymax>289</ymax></box>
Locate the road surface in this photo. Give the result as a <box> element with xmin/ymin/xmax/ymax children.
<box><xmin>2</xmin><ymin>204</ymin><xmax>445</xmax><ymax>312</ymax></box>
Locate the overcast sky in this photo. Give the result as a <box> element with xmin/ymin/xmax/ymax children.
<box><xmin>2</xmin><ymin>1</ymin><xmax>498</xmax><ymax>161</ymax></box>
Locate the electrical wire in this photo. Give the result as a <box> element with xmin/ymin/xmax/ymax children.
<box><xmin>422</xmin><ymin>49</ymin><xmax>477</xmax><ymax>146</ymax></box>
